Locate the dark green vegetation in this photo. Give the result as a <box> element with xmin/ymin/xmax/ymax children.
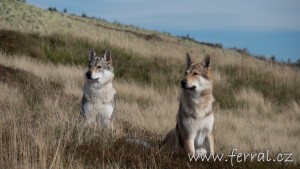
<box><xmin>0</xmin><ymin>29</ymin><xmax>182</xmax><ymax>88</ymax></box>
<box><xmin>217</xmin><ymin>64</ymin><xmax>300</xmax><ymax>109</ymax></box>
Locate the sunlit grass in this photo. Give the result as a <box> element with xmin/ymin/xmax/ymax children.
<box><xmin>0</xmin><ymin>0</ymin><xmax>299</xmax><ymax>168</ymax></box>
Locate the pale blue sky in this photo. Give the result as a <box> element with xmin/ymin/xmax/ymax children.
<box><xmin>27</xmin><ymin>0</ymin><xmax>300</xmax><ymax>62</ymax></box>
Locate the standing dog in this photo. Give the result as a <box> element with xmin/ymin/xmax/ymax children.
<box><xmin>81</xmin><ymin>49</ymin><xmax>116</xmax><ymax>129</ymax></box>
<box><xmin>162</xmin><ymin>53</ymin><xmax>215</xmax><ymax>156</ymax></box>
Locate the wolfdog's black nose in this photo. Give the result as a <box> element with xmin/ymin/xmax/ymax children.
<box><xmin>86</xmin><ymin>71</ymin><xmax>92</xmax><ymax>79</ymax></box>
<box><xmin>181</xmin><ymin>79</ymin><xmax>187</xmax><ymax>88</ymax></box>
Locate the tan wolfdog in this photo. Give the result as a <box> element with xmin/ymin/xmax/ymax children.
<box><xmin>81</xmin><ymin>49</ymin><xmax>116</xmax><ymax>129</ymax></box>
<box><xmin>162</xmin><ymin>53</ymin><xmax>215</xmax><ymax>156</ymax></box>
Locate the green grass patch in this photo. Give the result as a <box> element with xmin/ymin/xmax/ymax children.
<box><xmin>217</xmin><ymin>65</ymin><xmax>300</xmax><ymax>109</ymax></box>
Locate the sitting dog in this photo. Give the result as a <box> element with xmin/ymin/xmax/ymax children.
<box><xmin>162</xmin><ymin>53</ymin><xmax>215</xmax><ymax>156</ymax></box>
<box><xmin>81</xmin><ymin>49</ymin><xmax>116</xmax><ymax>129</ymax></box>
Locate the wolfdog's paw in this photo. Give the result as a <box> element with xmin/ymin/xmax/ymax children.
<box><xmin>195</xmin><ymin>148</ymin><xmax>207</xmax><ymax>156</ymax></box>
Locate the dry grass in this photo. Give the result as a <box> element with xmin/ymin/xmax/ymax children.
<box><xmin>215</xmin><ymin>88</ymin><xmax>300</xmax><ymax>154</ymax></box>
<box><xmin>0</xmin><ymin>50</ymin><xmax>299</xmax><ymax>168</ymax></box>
<box><xmin>0</xmin><ymin>0</ymin><xmax>300</xmax><ymax>168</ymax></box>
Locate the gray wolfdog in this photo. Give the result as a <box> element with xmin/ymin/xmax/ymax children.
<box><xmin>81</xmin><ymin>49</ymin><xmax>116</xmax><ymax>129</ymax></box>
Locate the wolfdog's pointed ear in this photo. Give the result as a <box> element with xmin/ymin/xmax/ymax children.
<box><xmin>201</xmin><ymin>54</ymin><xmax>211</xmax><ymax>68</ymax></box>
<box><xmin>104</xmin><ymin>50</ymin><xmax>112</xmax><ymax>65</ymax></box>
<box><xmin>186</xmin><ymin>52</ymin><xmax>193</xmax><ymax>69</ymax></box>
<box><xmin>89</xmin><ymin>49</ymin><xmax>96</xmax><ymax>67</ymax></box>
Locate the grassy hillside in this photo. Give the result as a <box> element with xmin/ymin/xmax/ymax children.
<box><xmin>0</xmin><ymin>0</ymin><xmax>299</xmax><ymax>168</ymax></box>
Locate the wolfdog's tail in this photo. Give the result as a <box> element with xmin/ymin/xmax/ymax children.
<box><xmin>125</xmin><ymin>138</ymin><xmax>155</xmax><ymax>149</ymax></box>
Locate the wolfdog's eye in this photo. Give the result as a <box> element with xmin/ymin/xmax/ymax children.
<box><xmin>97</xmin><ymin>65</ymin><xmax>102</xmax><ymax>69</ymax></box>
<box><xmin>193</xmin><ymin>72</ymin><xmax>199</xmax><ymax>75</ymax></box>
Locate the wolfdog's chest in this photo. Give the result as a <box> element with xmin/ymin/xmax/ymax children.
<box><xmin>84</xmin><ymin>101</ymin><xmax>114</xmax><ymax>118</ymax></box>
<box><xmin>178</xmin><ymin>103</ymin><xmax>214</xmax><ymax>134</ymax></box>
<box><xmin>82</xmin><ymin>83</ymin><xmax>116</xmax><ymax>119</ymax></box>
<box><xmin>181</xmin><ymin>113</ymin><xmax>214</xmax><ymax>133</ymax></box>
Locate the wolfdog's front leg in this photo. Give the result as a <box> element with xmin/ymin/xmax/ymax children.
<box><xmin>185</xmin><ymin>134</ymin><xmax>196</xmax><ymax>155</ymax></box>
<box><xmin>207</xmin><ymin>132</ymin><xmax>214</xmax><ymax>155</ymax></box>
